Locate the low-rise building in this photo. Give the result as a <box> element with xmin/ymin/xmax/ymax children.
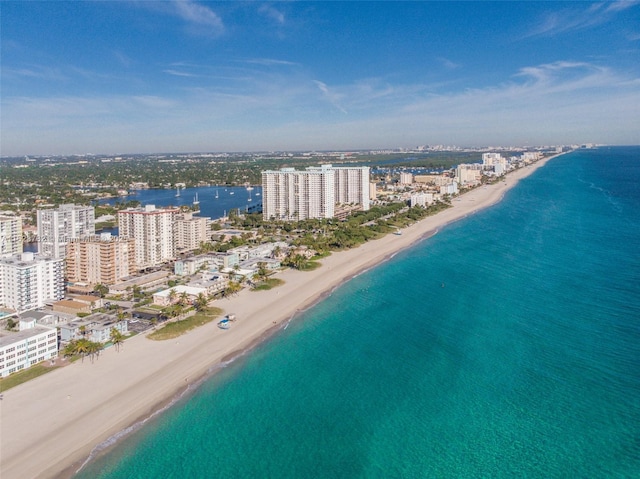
<box><xmin>0</xmin><ymin>321</ymin><xmax>58</xmax><ymax>377</ymax></box>
<box><xmin>152</xmin><ymin>285</ymin><xmax>208</xmax><ymax>307</ymax></box>
<box><xmin>59</xmin><ymin>314</ymin><xmax>127</xmax><ymax>344</ymax></box>
<box><xmin>174</xmin><ymin>254</ymin><xmax>218</xmax><ymax>276</ymax></box>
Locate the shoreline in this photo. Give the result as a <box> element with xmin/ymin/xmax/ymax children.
<box><xmin>0</xmin><ymin>153</ymin><xmax>566</xmax><ymax>479</ymax></box>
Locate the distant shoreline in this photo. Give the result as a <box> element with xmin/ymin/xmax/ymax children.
<box><xmin>0</xmin><ymin>152</ymin><xmax>567</xmax><ymax>479</ymax></box>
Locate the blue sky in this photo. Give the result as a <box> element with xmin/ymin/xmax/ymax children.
<box><xmin>2</xmin><ymin>1</ymin><xmax>639</xmax><ymax>155</ymax></box>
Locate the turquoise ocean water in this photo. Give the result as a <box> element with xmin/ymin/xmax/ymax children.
<box><xmin>77</xmin><ymin>147</ymin><xmax>640</xmax><ymax>478</ymax></box>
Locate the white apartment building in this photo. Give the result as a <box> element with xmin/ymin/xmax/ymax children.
<box><xmin>0</xmin><ymin>319</ymin><xmax>58</xmax><ymax>377</ymax></box>
<box><xmin>66</xmin><ymin>233</ymin><xmax>136</xmax><ymax>285</ymax></box>
<box><xmin>0</xmin><ymin>215</ymin><xmax>23</xmax><ymax>257</ymax></box>
<box><xmin>262</xmin><ymin>168</ymin><xmax>335</xmax><ymax>221</ymax></box>
<box><xmin>262</xmin><ymin>165</ymin><xmax>370</xmax><ymax>221</ymax></box>
<box><xmin>0</xmin><ymin>252</ymin><xmax>65</xmax><ymax>312</ymax></box>
<box><xmin>309</xmin><ymin>165</ymin><xmax>370</xmax><ymax>211</ymax></box>
<box><xmin>175</xmin><ymin>212</ymin><xmax>211</xmax><ymax>252</ymax></box>
<box><xmin>118</xmin><ymin>205</ymin><xmax>178</xmax><ymax>270</ymax></box>
<box><xmin>37</xmin><ymin>204</ymin><xmax>95</xmax><ymax>258</ymax></box>
<box><xmin>410</xmin><ymin>193</ymin><xmax>434</xmax><ymax>207</ymax></box>
<box><xmin>482</xmin><ymin>153</ymin><xmax>508</xmax><ymax>174</ymax></box>
<box><xmin>335</xmin><ymin>166</ymin><xmax>371</xmax><ymax>211</ymax></box>
<box><xmin>399</xmin><ymin>172</ymin><xmax>413</xmax><ymax>185</ymax></box>
<box><xmin>440</xmin><ymin>183</ymin><xmax>459</xmax><ymax>195</ymax></box>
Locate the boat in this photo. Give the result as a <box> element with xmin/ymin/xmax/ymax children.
<box><xmin>246</xmin><ymin>186</ymin><xmax>254</xmax><ymax>191</ymax></box>
<box><xmin>217</xmin><ymin>319</ymin><xmax>230</xmax><ymax>330</ymax></box>
<box><xmin>215</xmin><ymin>189</ymin><xmax>219</xmax><ymax>199</ymax></box>
<box><xmin>230</xmin><ymin>191</ymin><xmax>234</xmax><ymax>195</ymax></box>
<box><xmin>193</xmin><ymin>192</ymin><xmax>199</xmax><ymax>205</ymax></box>
<box><xmin>175</xmin><ymin>186</ymin><xmax>180</xmax><ymax>197</ymax></box>
<box><xmin>394</xmin><ymin>228</ymin><xmax>402</xmax><ymax>236</ymax></box>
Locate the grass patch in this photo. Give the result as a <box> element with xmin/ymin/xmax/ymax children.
<box><xmin>0</xmin><ymin>363</ymin><xmax>60</xmax><ymax>392</ymax></box>
<box><xmin>252</xmin><ymin>278</ymin><xmax>285</xmax><ymax>291</ymax></box>
<box><xmin>300</xmin><ymin>261</ymin><xmax>321</xmax><ymax>271</ymax></box>
<box><xmin>147</xmin><ymin>307</ymin><xmax>223</xmax><ymax>341</ymax></box>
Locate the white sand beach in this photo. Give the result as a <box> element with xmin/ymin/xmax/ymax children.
<box><xmin>0</xmin><ymin>154</ymin><xmax>562</xmax><ymax>479</ymax></box>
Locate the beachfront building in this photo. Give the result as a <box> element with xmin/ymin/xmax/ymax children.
<box><xmin>0</xmin><ymin>253</ymin><xmax>64</xmax><ymax>312</ymax></box>
<box><xmin>174</xmin><ymin>212</ymin><xmax>211</xmax><ymax>253</ymax></box>
<box><xmin>482</xmin><ymin>152</ymin><xmax>508</xmax><ymax>174</ymax></box>
<box><xmin>262</xmin><ymin>165</ymin><xmax>370</xmax><ymax>221</ymax></box>
<box><xmin>118</xmin><ymin>205</ymin><xmax>178</xmax><ymax>270</ymax></box>
<box><xmin>410</xmin><ymin>193</ymin><xmax>435</xmax><ymax>207</ymax></box>
<box><xmin>440</xmin><ymin>183</ymin><xmax>459</xmax><ymax>195</ymax></box>
<box><xmin>152</xmin><ymin>285</ymin><xmax>208</xmax><ymax>307</ymax></box>
<box><xmin>59</xmin><ymin>314</ymin><xmax>127</xmax><ymax>344</ymax></box>
<box><xmin>455</xmin><ymin>164</ymin><xmax>483</xmax><ymax>186</ymax></box>
<box><xmin>66</xmin><ymin>233</ymin><xmax>136</xmax><ymax>285</ymax></box>
<box><xmin>0</xmin><ymin>319</ymin><xmax>58</xmax><ymax>377</ymax></box>
<box><xmin>37</xmin><ymin>204</ymin><xmax>95</xmax><ymax>259</ymax></box>
<box><xmin>262</xmin><ymin>167</ymin><xmax>335</xmax><ymax>221</ymax></box>
<box><xmin>0</xmin><ymin>215</ymin><xmax>23</xmax><ymax>257</ymax></box>
<box><xmin>308</xmin><ymin>165</ymin><xmax>371</xmax><ymax>211</ymax></box>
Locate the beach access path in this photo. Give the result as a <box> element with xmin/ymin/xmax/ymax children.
<box><xmin>0</xmin><ymin>154</ymin><xmax>561</xmax><ymax>479</ymax></box>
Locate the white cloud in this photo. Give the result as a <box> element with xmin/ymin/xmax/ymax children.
<box><xmin>524</xmin><ymin>1</ymin><xmax>639</xmax><ymax>38</ymax></box>
<box><xmin>163</xmin><ymin>69</ymin><xmax>198</xmax><ymax>77</ymax></box>
<box><xmin>2</xmin><ymin>60</ymin><xmax>639</xmax><ymax>155</ymax></box>
<box><xmin>258</xmin><ymin>4</ymin><xmax>285</xmax><ymax>25</ymax></box>
<box><xmin>313</xmin><ymin>80</ymin><xmax>348</xmax><ymax>114</ymax></box>
<box><xmin>172</xmin><ymin>0</ymin><xmax>224</xmax><ymax>35</ymax></box>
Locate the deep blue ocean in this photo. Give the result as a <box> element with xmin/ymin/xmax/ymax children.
<box><xmin>77</xmin><ymin>147</ymin><xmax>640</xmax><ymax>478</ymax></box>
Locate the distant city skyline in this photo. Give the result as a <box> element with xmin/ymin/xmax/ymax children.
<box><xmin>2</xmin><ymin>1</ymin><xmax>639</xmax><ymax>156</ymax></box>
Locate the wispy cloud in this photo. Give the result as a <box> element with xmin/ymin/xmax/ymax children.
<box><xmin>605</xmin><ymin>0</ymin><xmax>640</xmax><ymax>13</ymax></box>
<box><xmin>437</xmin><ymin>57</ymin><xmax>460</xmax><ymax>70</ymax></box>
<box><xmin>163</xmin><ymin>69</ymin><xmax>198</xmax><ymax>77</ymax></box>
<box><xmin>314</xmin><ymin>80</ymin><xmax>348</xmax><ymax>114</ymax></box>
<box><xmin>2</xmin><ymin>65</ymin><xmax>67</xmax><ymax>82</ymax></box>
<box><xmin>171</xmin><ymin>0</ymin><xmax>224</xmax><ymax>36</ymax></box>
<box><xmin>524</xmin><ymin>1</ymin><xmax>639</xmax><ymax>38</ymax></box>
<box><xmin>243</xmin><ymin>58</ymin><xmax>299</xmax><ymax>67</ymax></box>
<box><xmin>258</xmin><ymin>4</ymin><xmax>285</xmax><ymax>25</ymax></box>
<box><xmin>3</xmin><ymin>60</ymin><xmax>639</xmax><ymax>154</ymax></box>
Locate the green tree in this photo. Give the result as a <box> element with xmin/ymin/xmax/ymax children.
<box><xmin>110</xmin><ymin>327</ymin><xmax>125</xmax><ymax>352</ymax></box>
<box><xmin>194</xmin><ymin>292</ymin><xmax>208</xmax><ymax>312</ymax></box>
<box><xmin>94</xmin><ymin>283</ymin><xmax>109</xmax><ymax>298</ymax></box>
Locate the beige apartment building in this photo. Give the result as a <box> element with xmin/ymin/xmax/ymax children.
<box><xmin>175</xmin><ymin>212</ymin><xmax>211</xmax><ymax>252</ymax></box>
<box><xmin>0</xmin><ymin>215</ymin><xmax>22</xmax><ymax>257</ymax></box>
<box><xmin>118</xmin><ymin>205</ymin><xmax>178</xmax><ymax>270</ymax></box>
<box><xmin>66</xmin><ymin>233</ymin><xmax>136</xmax><ymax>285</ymax></box>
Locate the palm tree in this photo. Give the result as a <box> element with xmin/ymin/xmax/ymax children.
<box><xmin>178</xmin><ymin>291</ymin><xmax>189</xmax><ymax>307</ymax></box>
<box><xmin>194</xmin><ymin>292</ymin><xmax>208</xmax><ymax>312</ymax></box>
<box><xmin>110</xmin><ymin>327</ymin><xmax>125</xmax><ymax>352</ymax></box>
<box><xmin>168</xmin><ymin>288</ymin><xmax>177</xmax><ymax>304</ymax></box>
<box><xmin>74</xmin><ymin>339</ymin><xmax>91</xmax><ymax>362</ymax></box>
<box><xmin>86</xmin><ymin>341</ymin><xmax>103</xmax><ymax>363</ymax></box>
